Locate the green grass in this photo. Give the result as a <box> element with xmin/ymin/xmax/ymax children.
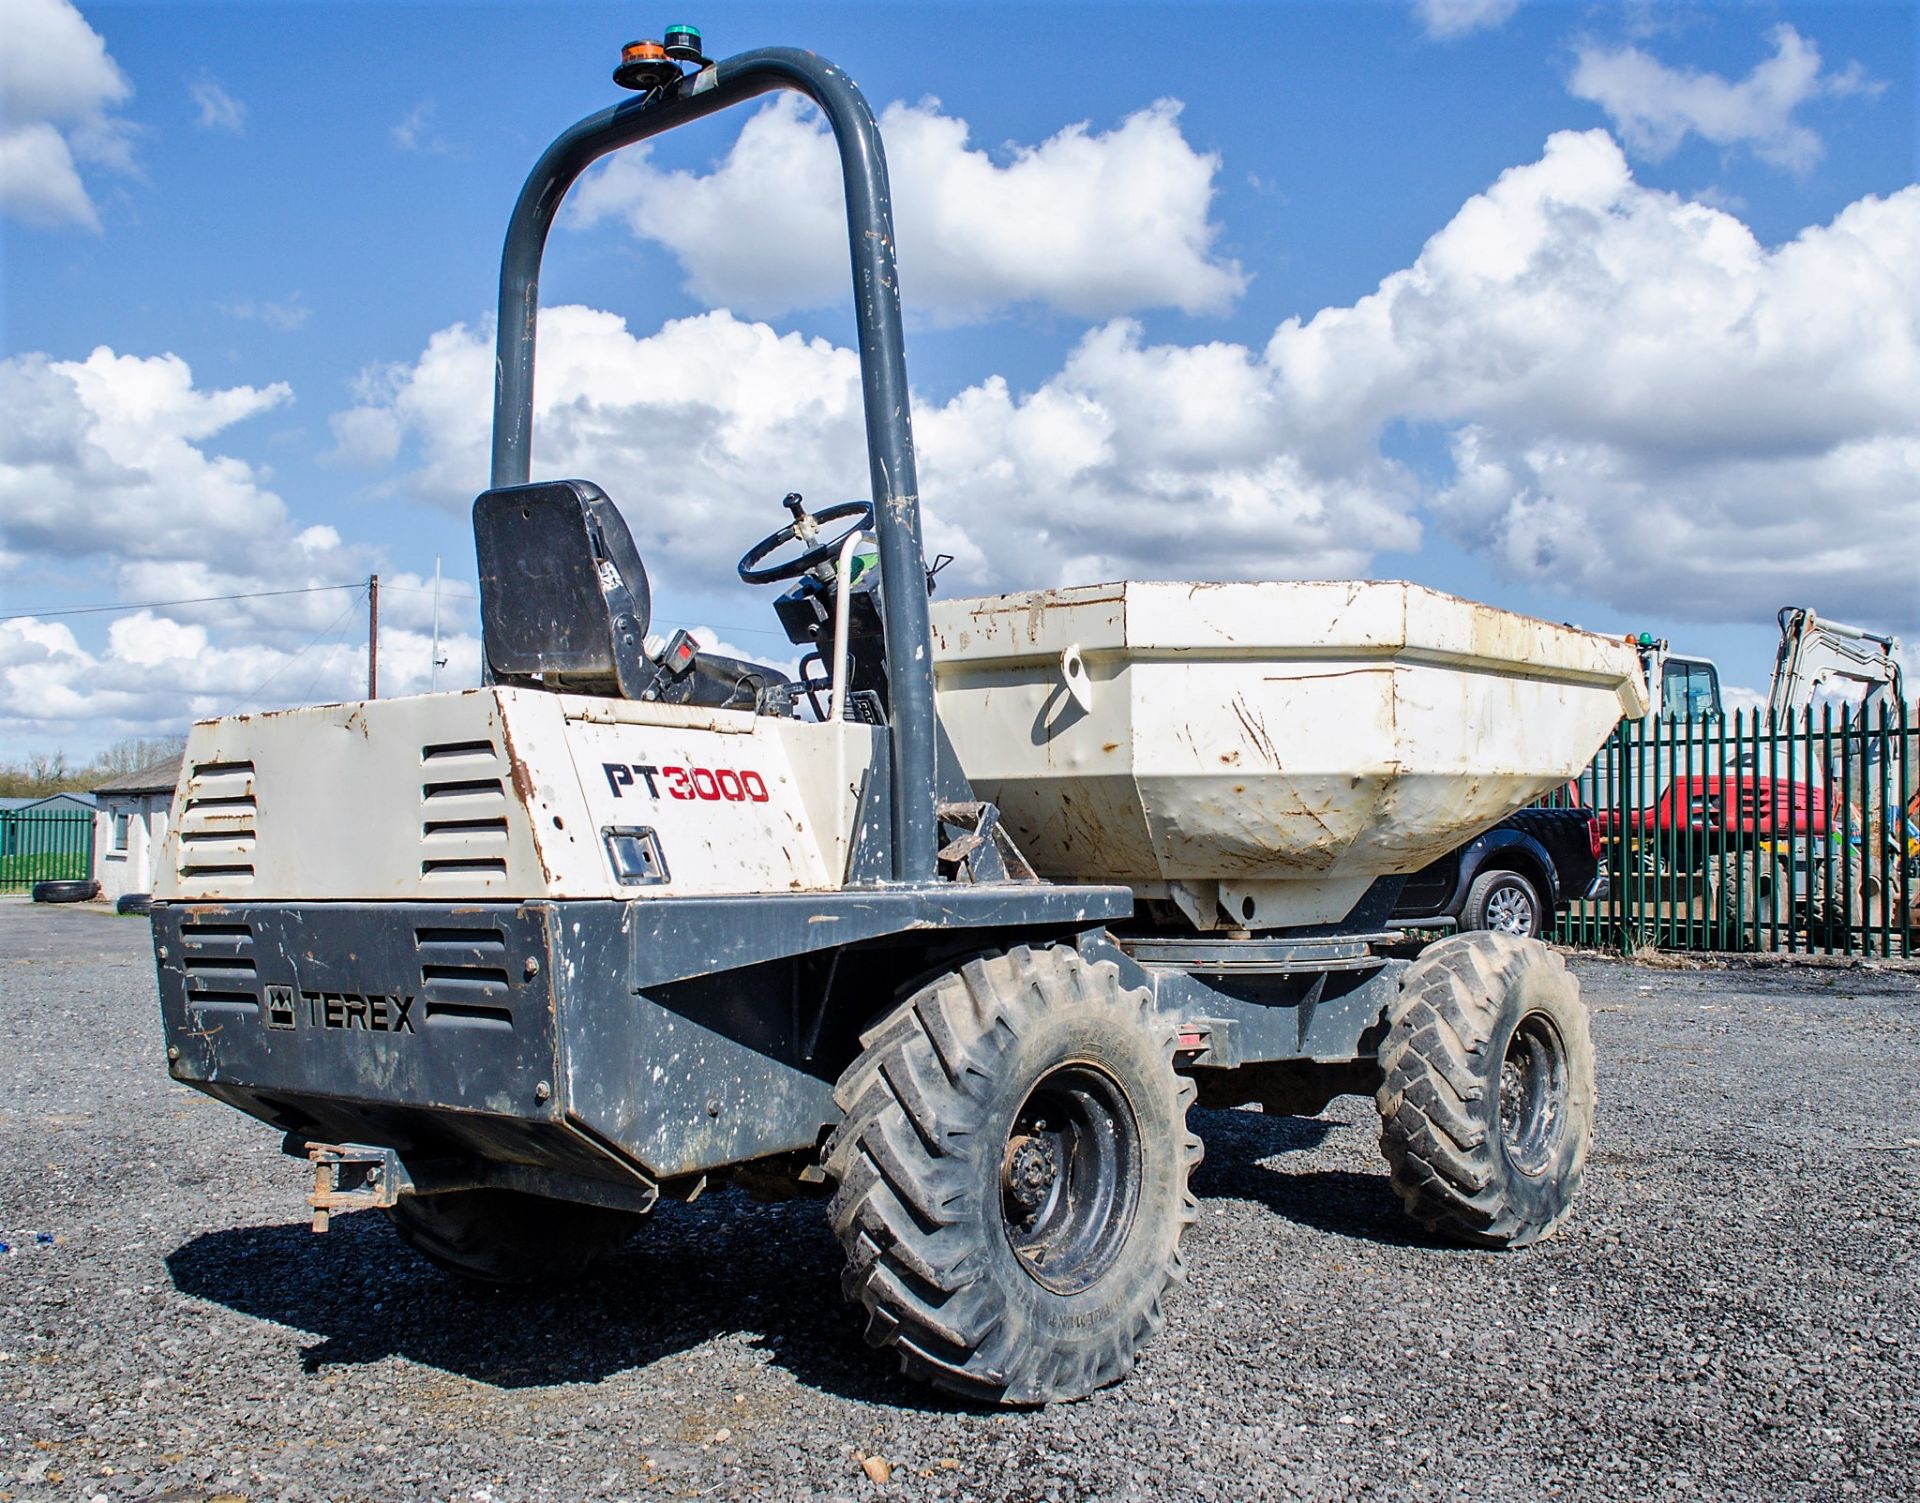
<box><xmin>0</xmin><ymin>851</ymin><xmax>92</xmax><ymax>892</ymax></box>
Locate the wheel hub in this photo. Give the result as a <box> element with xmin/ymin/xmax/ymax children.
<box><xmin>999</xmin><ymin>1063</ymin><xmax>1142</xmax><ymax>1295</ymax></box>
<box><xmin>1498</xmin><ymin>1012</ymin><xmax>1570</xmax><ymax>1176</ymax></box>
<box><xmin>1487</xmin><ymin>884</ymin><xmax>1534</xmax><ymax>934</ymax></box>
<box><xmin>1002</xmin><ymin>1132</ymin><xmax>1059</xmax><ymax>1215</ymax></box>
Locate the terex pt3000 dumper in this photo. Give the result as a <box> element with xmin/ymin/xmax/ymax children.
<box><xmin>152</xmin><ymin>31</ymin><xmax>1647</xmax><ymax>1405</ymax></box>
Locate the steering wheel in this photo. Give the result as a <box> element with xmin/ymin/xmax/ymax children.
<box><xmin>737</xmin><ymin>497</ymin><xmax>875</xmax><ymax>585</ymax></box>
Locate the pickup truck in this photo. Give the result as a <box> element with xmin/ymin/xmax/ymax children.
<box><xmin>1390</xmin><ymin>805</ymin><xmax>1604</xmax><ymax>939</ymax></box>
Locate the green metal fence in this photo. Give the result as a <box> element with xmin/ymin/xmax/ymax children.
<box><xmin>1552</xmin><ymin>703</ymin><xmax>1917</xmax><ymax>958</ymax></box>
<box><xmin>0</xmin><ymin>808</ymin><xmax>95</xmax><ymax>893</ymax></box>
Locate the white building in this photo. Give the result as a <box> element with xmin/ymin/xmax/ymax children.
<box><xmin>92</xmin><ymin>753</ymin><xmax>183</xmax><ymax>905</ymax></box>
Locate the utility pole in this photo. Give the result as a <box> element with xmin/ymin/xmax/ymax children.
<box><xmin>367</xmin><ymin>573</ymin><xmax>380</xmax><ymax>700</ymax></box>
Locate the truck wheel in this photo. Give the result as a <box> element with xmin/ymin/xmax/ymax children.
<box><xmin>1462</xmin><ymin>868</ymin><xmax>1542</xmax><ymax>938</ymax></box>
<box><xmin>1376</xmin><ymin>932</ymin><xmax>1593</xmax><ymax>1248</ymax></box>
<box><xmin>385</xmin><ymin>1189</ymin><xmax>644</xmax><ymax>1285</ymax></box>
<box><xmin>824</xmin><ymin>945</ymin><xmax>1201</xmax><ymax>1405</ymax></box>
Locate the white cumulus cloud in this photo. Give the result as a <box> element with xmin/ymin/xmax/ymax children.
<box><xmin>568</xmin><ymin>94</ymin><xmax>1246</xmax><ymax>324</ymax></box>
<box><xmin>1570</xmin><ymin>23</ymin><xmax>1882</xmax><ymax>171</ymax></box>
<box><xmin>0</xmin><ymin>348</ymin><xmax>481</xmax><ymax>751</ymax></box>
<box><xmin>332</xmin><ymin>304</ymin><xmax>1418</xmax><ymax>599</ymax></box>
<box><xmin>1</xmin><ymin>348</ymin><xmax>294</xmax><ymax>564</ymax></box>
<box><xmin>0</xmin><ymin>0</ymin><xmax>135</xmax><ymax>230</ymax></box>
<box><xmin>1267</xmin><ymin>129</ymin><xmax>1920</xmax><ymax>625</ymax></box>
<box><xmin>342</xmin><ymin>128</ymin><xmax>1920</xmax><ymax>635</ymax></box>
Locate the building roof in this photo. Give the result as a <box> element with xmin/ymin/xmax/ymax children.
<box><xmin>92</xmin><ymin>751</ymin><xmax>185</xmax><ymax>798</ymax></box>
<box><xmin>0</xmin><ymin>791</ymin><xmax>97</xmax><ymax>812</ymax></box>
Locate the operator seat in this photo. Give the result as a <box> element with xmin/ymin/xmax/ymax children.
<box><xmin>473</xmin><ymin>479</ymin><xmax>790</xmax><ymax>710</ymax></box>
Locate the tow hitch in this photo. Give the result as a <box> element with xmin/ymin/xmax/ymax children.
<box><xmin>295</xmin><ymin>1136</ymin><xmax>660</xmax><ymax>1231</ymax></box>
<box><xmin>304</xmin><ymin>1142</ymin><xmax>410</xmax><ymax>1232</ymax></box>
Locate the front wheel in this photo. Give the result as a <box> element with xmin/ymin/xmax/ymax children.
<box><xmin>824</xmin><ymin>945</ymin><xmax>1200</xmax><ymax>1405</ymax></box>
<box><xmin>1376</xmin><ymin>932</ymin><xmax>1594</xmax><ymax>1248</ymax></box>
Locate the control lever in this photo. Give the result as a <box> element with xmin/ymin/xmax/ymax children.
<box><xmin>782</xmin><ymin>492</ymin><xmax>819</xmax><ymax>544</ymax></box>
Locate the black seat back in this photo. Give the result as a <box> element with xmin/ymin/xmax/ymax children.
<box><xmin>473</xmin><ymin>480</ymin><xmax>653</xmax><ymax>697</ymax></box>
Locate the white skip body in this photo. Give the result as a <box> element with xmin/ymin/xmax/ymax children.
<box><xmin>930</xmin><ymin>580</ymin><xmax>1647</xmax><ymax>929</ymax></box>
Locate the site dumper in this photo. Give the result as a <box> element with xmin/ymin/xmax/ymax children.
<box><xmin>151</xmin><ymin>32</ymin><xmax>1647</xmax><ymax>1405</ymax></box>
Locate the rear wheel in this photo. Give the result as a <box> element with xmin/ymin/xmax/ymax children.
<box><xmin>825</xmin><ymin>945</ymin><xmax>1200</xmax><ymax>1405</ymax></box>
<box><xmin>1462</xmin><ymin>868</ymin><xmax>1543</xmax><ymax>938</ymax></box>
<box><xmin>1376</xmin><ymin>932</ymin><xmax>1594</xmax><ymax>1247</ymax></box>
<box><xmin>385</xmin><ymin>1189</ymin><xmax>645</xmax><ymax>1285</ymax></box>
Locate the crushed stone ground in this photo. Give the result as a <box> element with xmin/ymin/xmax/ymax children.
<box><xmin>2</xmin><ymin>899</ymin><xmax>1916</xmax><ymax>1502</ymax></box>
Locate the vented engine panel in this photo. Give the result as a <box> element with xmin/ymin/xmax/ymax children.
<box><xmin>154</xmin><ymin>687</ymin><xmax>877</xmax><ymax>900</ymax></box>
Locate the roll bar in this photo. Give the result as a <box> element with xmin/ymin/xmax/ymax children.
<box><xmin>488</xmin><ymin>47</ymin><xmax>938</xmax><ymax>884</ymax></box>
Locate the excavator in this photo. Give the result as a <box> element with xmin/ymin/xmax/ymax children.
<box><xmin>1594</xmin><ymin>606</ymin><xmax>1908</xmax><ymax>949</ymax></box>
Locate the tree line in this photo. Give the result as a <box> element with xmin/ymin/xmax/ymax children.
<box><xmin>0</xmin><ymin>738</ymin><xmax>187</xmax><ymax>799</ymax></box>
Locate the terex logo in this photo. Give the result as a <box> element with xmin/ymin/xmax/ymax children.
<box><xmin>262</xmin><ymin>983</ymin><xmax>418</xmax><ymax>1034</ymax></box>
<box><xmin>307</xmin><ymin>990</ymin><xmax>416</xmax><ymax>1033</ymax></box>
<box><xmin>263</xmin><ymin>990</ymin><xmax>416</xmax><ymax>1036</ymax></box>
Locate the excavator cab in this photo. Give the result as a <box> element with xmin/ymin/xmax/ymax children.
<box><xmin>1657</xmin><ymin>656</ymin><xmax>1722</xmax><ymax>722</ymax></box>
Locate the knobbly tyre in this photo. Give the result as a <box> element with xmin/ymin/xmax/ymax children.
<box><xmin>151</xmin><ymin>27</ymin><xmax>1646</xmax><ymax>1406</ymax></box>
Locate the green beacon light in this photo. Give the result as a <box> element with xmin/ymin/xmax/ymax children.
<box><xmin>663</xmin><ymin>23</ymin><xmax>707</xmax><ymax>64</ymax></box>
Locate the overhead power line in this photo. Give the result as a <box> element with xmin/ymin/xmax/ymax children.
<box><xmin>3</xmin><ymin>575</ymin><xmax>796</xmax><ymax>645</ymax></box>
<box><xmin>1</xmin><ymin>582</ymin><xmax>367</xmax><ymax>623</ymax></box>
<box><xmin>224</xmin><ymin>592</ymin><xmax>369</xmax><ymax>717</ymax></box>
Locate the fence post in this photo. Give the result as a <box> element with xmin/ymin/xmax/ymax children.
<box><xmin>1903</xmin><ymin>703</ymin><xmax>1914</xmax><ymax>961</ymax></box>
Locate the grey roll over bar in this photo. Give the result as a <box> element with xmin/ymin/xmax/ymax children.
<box><xmin>488</xmin><ymin>47</ymin><xmax>938</xmax><ymax>885</ymax></box>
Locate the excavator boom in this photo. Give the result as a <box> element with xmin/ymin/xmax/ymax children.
<box><xmin>1768</xmin><ymin>606</ymin><xmax>1904</xmax><ymax>720</ymax></box>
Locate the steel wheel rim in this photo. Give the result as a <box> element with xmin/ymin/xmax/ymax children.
<box><xmin>1498</xmin><ymin>1012</ymin><xmax>1569</xmax><ymax>1177</ymax></box>
<box><xmin>1486</xmin><ymin>882</ymin><xmax>1535</xmax><ymax>935</ymax></box>
<box><xmin>1000</xmin><ymin>1062</ymin><xmax>1141</xmax><ymax>1295</ymax></box>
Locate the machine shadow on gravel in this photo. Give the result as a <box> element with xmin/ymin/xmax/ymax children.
<box><xmin>1186</xmin><ymin>1107</ymin><xmax>1451</xmax><ymax>1251</ymax></box>
<box><xmin>164</xmin><ymin>1196</ymin><xmax>972</xmax><ymax>1412</ymax></box>
<box><xmin>166</xmin><ymin>1109</ymin><xmax>1441</xmax><ymax>1408</ymax></box>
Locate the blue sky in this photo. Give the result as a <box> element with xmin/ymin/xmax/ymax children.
<box><xmin>2</xmin><ymin>0</ymin><xmax>1916</xmax><ymax>758</ymax></box>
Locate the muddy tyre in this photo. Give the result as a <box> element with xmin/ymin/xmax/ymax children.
<box><xmin>1376</xmin><ymin>932</ymin><xmax>1594</xmax><ymax>1248</ymax></box>
<box><xmin>825</xmin><ymin>945</ymin><xmax>1201</xmax><ymax>1405</ymax></box>
<box><xmin>1463</xmin><ymin>867</ymin><xmax>1543</xmax><ymax>938</ymax></box>
<box><xmin>385</xmin><ymin>1189</ymin><xmax>644</xmax><ymax>1285</ymax></box>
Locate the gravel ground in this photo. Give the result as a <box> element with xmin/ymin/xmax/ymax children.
<box><xmin>2</xmin><ymin>897</ymin><xmax>1917</xmax><ymax>1503</ymax></box>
